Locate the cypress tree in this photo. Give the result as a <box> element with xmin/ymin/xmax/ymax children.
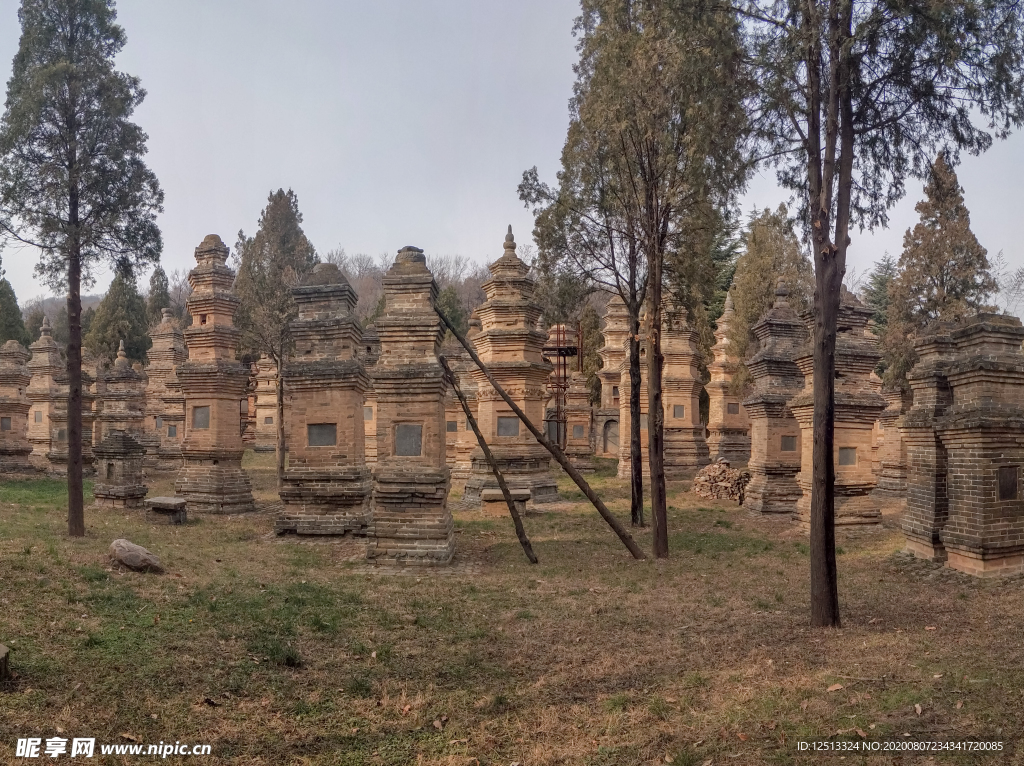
<box><xmin>147</xmin><ymin>265</ymin><xmax>171</xmax><ymax>327</ymax></box>
<box><xmin>0</xmin><ymin>277</ymin><xmax>30</xmax><ymax>346</ymax></box>
<box><xmin>84</xmin><ymin>270</ymin><xmax>151</xmax><ymax>362</ymax></box>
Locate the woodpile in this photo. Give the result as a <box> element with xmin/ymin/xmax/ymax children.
<box><xmin>692</xmin><ymin>459</ymin><xmax>751</xmax><ymax>504</ymax></box>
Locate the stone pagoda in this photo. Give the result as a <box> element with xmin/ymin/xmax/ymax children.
<box><xmin>47</xmin><ymin>353</ymin><xmax>95</xmax><ymax>476</ymax></box>
<box><xmin>276</xmin><ymin>263</ymin><xmax>371</xmax><ymax>535</ymax></box>
<box><xmin>617</xmin><ymin>319</ymin><xmax>650</xmax><ymax>480</ymax></box>
<box><xmin>0</xmin><ymin>340</ymin><xmax>34</xmax><ymax>473</ymax></box>
<box><xmin>359</xmin><ymin>324</ymin><xmax>380</xmax><ymax>466</ymax></box>
<box><xmin>93</xmin><ymin>342</ymin><xmax>148</xmax><ymax>507</ymax></box>
<box><xmin>142</xmin><ymin>308</ymin><xmax>187</xmax><ymax>471</ymax></box>
<box><xmin>789</xmin><ymin>289</ymin><xmax>887</xmax><ymax>531</ymax></box>
<box><xmin>463</xmin><ymin>227</ymin><xmax>556</xmax><ymax>506</ymax></box>
<box><xmin>741</xmin><ymin>281</ymin><xmax>807</xmax><ymax>515</ymax></box>
<box><xmin>596</xmin><ymin>295</ymin><xmax>628</xmax><ymax>457</ymax></box>
<box><xmin>661</xmin><ymin>301</ymin><xmax>710</xmax><ymax>477</ymax></box>
<box><xmin>902</xmin><ymin>314</ymin><xmax>1024</xmax><ymax>575</ymax></box>
<box><xmin>173</xmin><ymin>234</ymin><xmax>255</xmax><ymax>514</ymax></box>
<box><xmin>366</xmin><ymin>246</ymin><xmax>454</xmax><ymax>565</ymax></box>
<box><xmin>874</xmin><ymin>386</ymin><xmax>912</xmax><ymax>508</ymax></box>
<box><xmin>252</xmin><ymin>355</ymin><xmax>278</xmax><ymax>452</ymax></box>
<box><xmin>705</xmin><ymin>293</ymin><xmax>751</xmax><ymax>463</ymax></box>
<box><xmin>26</xmin><ymin>318</ymin><xmax>62</xmax><ymax>469</ymax></box>
<box><xmin>564</xmin><ymin>371</ymin><xmax>595</xmax><ymax>471</ymax></box>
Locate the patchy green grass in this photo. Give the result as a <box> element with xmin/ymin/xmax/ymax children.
<box><xmin>0</xmin><ymin>464</ymin><xmax>1021</xmax><ymax>765</ymax></box>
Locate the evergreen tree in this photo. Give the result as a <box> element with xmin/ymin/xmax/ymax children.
<box><xmin>84</xmin><ymin>270</ymin><xmax>151</xmax><ymax>362</ymax></box>
<box><xmin>147</xmin><ymin>265</ymin><xmax>171</xmax><ymax>326</ymax></box>
<box><xmin>436</xmin><ymin>284</ymin><xmax>468</xmax><ymax>340</ymax></box>
<box><xmin>0</xmin><ymin>0</ymin><xmax>164</xmax><ymax>537</ymax></box>
<box><xmin>0</xmin><ymin>277</ymin><xmax>30</xmax><ymax>346</ymax></box>
<box><xmin>862</xmin><ymin>253</ymin><xmax>897</xmax><ymax>334</ymax></box>
<box><xmin>24</xmin><ymin>301</ymin><xmax>44</xmax><ymax>341</ymax></box>
<box><xmin>727</xmin><ymin>206</ymin><xmax>814</xmax><ymax>383</ymax></box>
<box><xmin>883</xmin><ymin>155</ymin><xmax>997</xmax><ymax>389</ymax></box>
<box><xmin>233</xmin><ymin>188</ymin><xmax>319</xmax><ymax>483</ymax></box>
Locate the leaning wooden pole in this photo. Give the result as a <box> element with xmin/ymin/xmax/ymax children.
<box><xmin>436</xmin><ymin>308</ymin><xmax>647</xmax><ymax>560</ymax></box>
<box><xmin>439</xmin><ymin>355</ymin><xmax>538</xmax><ymax>565</ymax></box>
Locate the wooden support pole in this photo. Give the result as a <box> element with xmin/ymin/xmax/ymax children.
<box><xmin>436</xmin><ymin>307</ymin><xmax>646</xmax><ymax>560</ymax></box>
<box><xmin>440</xmin><ymin>356</ymin><xmax>538</xmax><ymax>565</ymax></box>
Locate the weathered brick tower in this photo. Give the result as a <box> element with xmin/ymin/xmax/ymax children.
<box><xmin>359</xmin><ymin>324</ymin><xmax>380</xmax><ymax>466</ymax></box>
<box><xmin>661</xmin><ymin>301</ymin><xmax>710</xmax><ymax>477</ymax></box>
<box><xmin>463</xmin><ymin>227</ymin><xmax>556</xmax><ymax>505</ymax></box>
<box><xmin>26</xmin><ymin>318</ymin><xmax>61</xmax><ymax>469</ymax></box>
<box><xmin>874</xmin><ymin>386</ymin><xmax>912</xmax><ymax>507</ymax></box>
<box><xmin>0</xmin><ymin>340</ymin><xmax>34</xmax><ymax>473</ymax></box>
<box><xmin>617</xmin><ymin>319</ymin><xmax>650</xmax><ymax>480</ymax></box>
<box><xmin>741</xmin><ymin>280</ymin><xmax>806</xmax><ymax>515</ymax></box>
<box><xmin>142</xmin><ymin>308</ymin><xmax>187</xmax><ymax>471</ymax></box>
<box><xmin>366</xmin><ymin>246</ymin><xmax>454</xmax><ymax>565</ymax></box>
<box><xmin>173</xmin><ymin>234</ymin><xmax>255</xmax><ymax>514</ymax></box>
<box><xmin>93</xmin><ymin>342</ymin><xmax>148</xmax><ymax>508</ymax></box>
<box><xmin>705</xmin><ymin>293</ymin><xmax>751</xmax><ymax>463</ymax></box>
<box><xmin>564</xmin><ymin>371</ymin><xmax>595</xmax><ymax>472</ymax></box>
<box><xmin>253</xmin><ymin>355</ymin><xmax>278</xmax><ymax>453</ymax></box>
<box><xmin>902</xmin><ymin>314</ymin><xmax>1024</xmax><ymax>576</ymax></box>
<box><xmin>596</xmin><ymin>295</ymin><xmax>628</xmax><ymax>457</ymax></box>
<box><xmin>276</xmin><ymin>263</ymin><xmax>371</xmax><ymax>535</ymax></box>
<box><xmin>790</xmin><ymin>289</ymin><xmax>887</xmax><ymax>531</ymax></box>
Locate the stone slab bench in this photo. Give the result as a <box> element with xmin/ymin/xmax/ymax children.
<box><xmin>144</xmin><ymin>496</ymin><xmax>187</xmax><ymax>525</ymax></box>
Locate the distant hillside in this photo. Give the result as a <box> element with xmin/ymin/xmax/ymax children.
<box><xmin>21</xmin><ymin>293</ymin><xmax>103</xmax><ymax>318</ymax></box>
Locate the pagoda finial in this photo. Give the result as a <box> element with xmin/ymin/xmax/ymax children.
<box><xmin>504</xmin><ymin>225</ymin><xmax>516</xmax><ymax>253</ymax></box>
<box><xmin>40</xmin><ymin>316</ymin><xmax>51</xmax><ymax>337</ymax></box>
<box><xmin>117</xmin><ymin>340</ymin><xmax>127</xmax><ymax>359</ymax></box>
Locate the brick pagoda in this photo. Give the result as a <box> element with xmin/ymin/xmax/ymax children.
<box><xmin>143</xmin><ymin>308</ymin><xmax>187</xmax><ymax>471</ymax></box>
<box><xmin>705</xmin><ymin>293</ymin><xmax>751</xmax><ymax>463</ymax></box>
<box><xmin>26</xmin><ymin>318</ymin><xmax>62</xmax><ymax>469</ymax></box>
<box><xmin>276</xmin><ymin>263</ymin><xmax>371</xmax><ymax>535</ymax></box>
<box><xmin>173</xmin><ymin>234</ymin><xmax>255</xmax><ymax>514</ymax></box>
<box><xmin>366</xmin><ymin>246</ymin><xmax>454</xmax><ymax>565</ymax></box>
<box><xmin>661</xmin><ymin>301</ymin><xmax>710</xmax><ymax>477</ymax></box>
<box><xmin>463</xmin><ymin>227</ymin><xmax>556</xmax><ymax>506</ymax></box>
<box><xmin>741</xmin><ymin>281</ymin><xmax>806</xmax><ymax>515</ymax></box>
<box><xmin>564</xmin><ymin>371</ymin><xmax>595</xmax><ymax>471</ymax></box>
<box><xmin>789</xmin><ymin>289</ymin><xmax>887</xmax><ymax>531</ymax></box>
<box><xmin>0</xmin><ymin>340</ymin><xmax>34</xmax><ymax>473</ymax></box>
<box><xmin>253</xmin><ymin>355</ymin><xmax>277</xmax><ymax>453</ymax></box>
<box><xmin>359</xmin><ymin>324</ymin><xmax>380</xmax><ymax>466</ymax></box>
<box><xmin>93</xmin><ymin>342</ymin><xmax>148</xmax><ymax>507</ymax></box>
<box><xmin>596</xmin><ymin>295</ymin><xmax>628</xmax><ymax>457</ymax></box>
<box><xmin>874</xmin><ymin>386</ymin><xmax>912</xmax><ymax>508</ymax></box>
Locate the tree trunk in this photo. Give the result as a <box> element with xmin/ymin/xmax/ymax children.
<box><xmin>276</xmin><ymin>357</ymin><xmax>285</xmax><ymax>489</ymax></box>
<box><xmin>647</xmin><ymin>266</ymin><xmax>668</xmax><ymax>558</ymax></box>
<box><xmin>67</xmin><ymin>189</ymin><xmax>84</xmax><ymax>537</ymax></box>
<box><xmin>628</xmin><ymin>313</ymin><xmax>645</xmax><ymax>527</ymax></box>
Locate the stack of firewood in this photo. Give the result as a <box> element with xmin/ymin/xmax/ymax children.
<box><xmin>692</xmin><ymin>459</ymin><xmax>751</xmax><ymax>504</ymax></box>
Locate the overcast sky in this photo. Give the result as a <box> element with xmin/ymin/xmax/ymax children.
<box><xmin>1</xmin><ymin>0</ymin><xmax>1022</xmax><ymax>306</ymax></box>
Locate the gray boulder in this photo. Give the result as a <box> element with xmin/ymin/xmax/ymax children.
<box><xmin>108</xmin><ymin>539</ymin><xmax>164</xmax><ymax>573</ymax></box>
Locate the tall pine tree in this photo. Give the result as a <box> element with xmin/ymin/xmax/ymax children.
<box><xmin>233</xmin><ymin>189</ymin><xmax>319</xmax><ymax>483</ymax></box>
<box><xmin>84</xmin><ymin>269</ymin><xmax>150</xmax><ymax>362</ymax></box>
<box><xmin>0</xmin><ymin>276</ymin><xmax>30</xmax><ymax>346</ymax></box>
<box><xmin>883</xmin><ymin>155</ymin><xmax>997</xmax><ymax>388</ymax></box>
<box><xmin>0</xmin><ymin>0</ymin><xmax>164</xmax><ymax>536</ymax></box>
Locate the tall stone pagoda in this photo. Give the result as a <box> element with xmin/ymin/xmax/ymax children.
<box><xmin>359</xmin><ymin>324</ymin><xmax>380</xmax><ymax>466</ymax></box>
<box><xmin>276</xmin><ymin>263</ymin><xmax>371</xmax><ymax>535</ymax></box>
<box><xmin>93</xmin><ymin>342</ymin><xmax>148</xmax><ymax>507</ymax></box>
<box><xmin>463</xmin><ymin>227</ymin><xmax>556</xmax><ymax>505</ymax></box>
<box><xmin>366</xmin><ymin>246</ymin><xmax>454</xmax><ymax>565</ymax></box>
<box><xmin>253</xmin><ymin>355</ymin><xmax>278</xmax><ymax>452</ymax></box>
<box><xmin>596</xmin><ymin>295</ymin><xmax>628</xmax><ymax>457</ymax></box>
<box><xmin>705</xmin><ymin>293</ymin><xmax>751</xmax><ymax>463</ymax></box>
<box><xmin>173</xmin><ymin>234</ymin><xmax>255</xmax><ymax>514</ymax></box>
<box><xmin>902</xmin><ymin>314</ymin><xmax>1024</xmax><ymax>575</ymax></box>
<box><xmin>26</xmin><ymin>318</ymin><xmax>62</xmax><ymax>469</ymax></box>
<box><xmin>46</xmin><ymin>352</ymin><xmax>95</xmax><ymax>476</ymax></box>
<box><xmin>0</xmin><ymin>340</ymin><xmax>34</xmax><ymax>473</ymax></box>
<box><xmin>661</xmin><ymin>301</ymin><xmax>710</xmax><ymax>477</ymax></box>
<box><xmin>874</xmin><ymin>386</ymin><xmax>912</xmax><ymax>507</ymax></box>
<box><xmin>617</xmin><ymin>314</ymin><xmax>649</xmax><ymax>480</ymax></box>
<box><xmin>789</xmin><ymin>289</ymin><xmax>887</xmax><ymax>531</ymax></box>
<box><xmin>564</xmin><ymin>371</ymin><xmax>595</xmax><ymax>472</ymax></box>
<box><xmin>741</xmin><ymin>280</ymin><xmax>806</xmax><ymax>515</ymax></box>
<box><xmin>143</xmin><ymin>308</ymin><xmax>187</xmax><ymax>471</ymax></box>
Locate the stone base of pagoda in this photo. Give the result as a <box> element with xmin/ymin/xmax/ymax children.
<box><xmin>742</xmin><ymin>465</ymin><xmax>801</xmax><ymax>515</ymax></box>
<box><xmin>566</xmin><ymin>446</ymin><xmax>595</xmax><ymax>473</ymax></box>
<box><xmin>276</xmin><ymin>467</ymin><xmax>372</xmax><ymax>535</ymax></box>
<box><xmin>706</xmin><ymin>427</ymin><xmax>751</xmax><ymax>465</ymax></box>
<box><xmin>944</xmin><ymin>546</ymin><xmax>1024</xmax><ymax>577</ymax></box>
<box><xmin>462</xmin><ymin>447</ymin><xmax>558</xmax><ymax>506</ymax></box>
<box><xmin>367</xmin><ymin>465</ymin><xmax>454</xmax><ymax>566</ymax></box>
<box><xmin>794</xmin><ymin>479</ymin><xmax>882</xmax><ymax>532</ymax></box>
<box><xmin>0</xmin><ymin>447</ymin><xmax>37</xmax><ymax>474</ymax></box>
<box><xmin>174</xmin><ymin>456</ymin><xmax>255</xmax><ymax>514</ymax></box>
<box><xmin>664</xmin><ymin>427</ymin><xmax>711</xmax><ymax>479</ymax></box>
<box><xmin>93</xmin><ymin>484</ymin><xmax>149</xmax><ymax>508</ymax></box>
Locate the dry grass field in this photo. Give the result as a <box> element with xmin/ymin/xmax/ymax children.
<box><xmin>1</xmin><ymin>455</ymin><xmax>1023</xmax><ymax>765</ymax></box>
